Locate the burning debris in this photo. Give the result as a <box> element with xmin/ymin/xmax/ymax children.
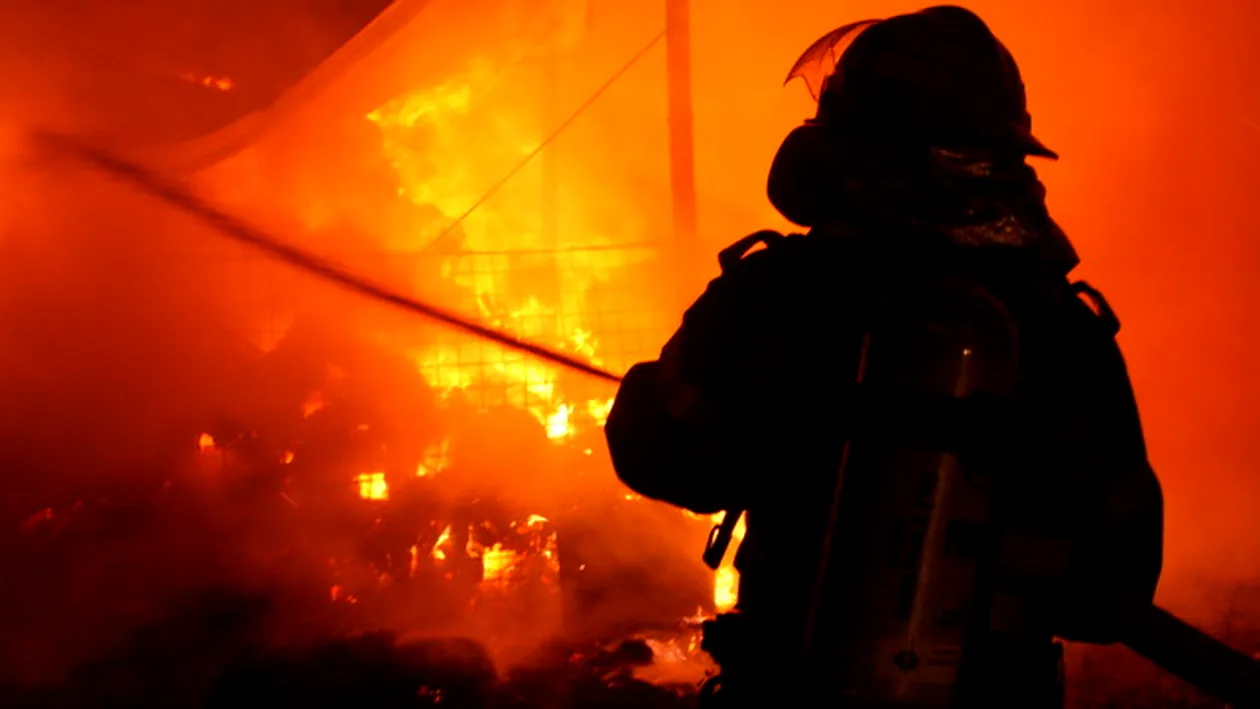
<box><xmin>0</xmin><ymin>585</ymin><xmax>709</xmax><ymax>709</ymax></box>
<box><xmin>0</xmin><ymin>281</ymin><xmax>716</xmax><ymax>704</ymax></box>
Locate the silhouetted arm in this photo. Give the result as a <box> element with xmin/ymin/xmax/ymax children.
<box><xmin>604</xmin><ymin>238</ymin><xmax>792</xmax><ymax>514</ymax></box>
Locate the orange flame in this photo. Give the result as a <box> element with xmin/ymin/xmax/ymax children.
<box><xmin>431</xmin><ymin>525</ymin><xmax>453</xmax><ymax>561</ymax></box>
<box><xmin>366</xmin><ymin>59</ymin><xmax>640</xmax><ymax>445</ymax></box>
<box><xmin>416</xmin><ymin>439</ymin><xmax>452</xmax><ymax>477</ymax></box>
<box><xmin>197</xmin><ymin>433</ymin><xmax>216</xmax><ymax>452</ymax></box>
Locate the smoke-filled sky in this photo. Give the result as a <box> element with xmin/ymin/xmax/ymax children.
<box><xmin>1</xmin><ymin>0</ymin><xmax>1259</xmax><ymax>643</ymax></box>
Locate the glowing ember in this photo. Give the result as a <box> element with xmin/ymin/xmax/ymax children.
<box><xmin>526</xmin><ymin>514</ymin><xmax>549</xmax><ymax>527</ymax></box>
<box><xmin>356</xmin><ymin>472</ymin><xmax>389</xmax><ymax>500</ymax></box>
<box><xmin>712</xmin><ymin>511</ymin><xmax>747</xmax><ymax>613</ymax></box>
<box><xmin>180</xmin><ymin>73</ymin><xmax>233</xmax><ymax>91</ymax></box>
<box><xmin>197</xmin><ymin>433</ymin><xmax>216</xmax><ymax>452</ymax></box>
<box><xmin>329</xmin><ymin>585</ymin><xmax>358</xmax><ymax>604</ymax></box>
<box><xmin>282</xmin><ymin>450</ymin><xmax>295</xmax><ymax>465</ymax></box>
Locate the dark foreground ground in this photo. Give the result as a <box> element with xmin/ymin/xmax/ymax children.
<box><xmin>0</xmin><ymin>630</ymin><xmax>699</xmax><ymax>709</ymax></box>
<box><xmin>0</xmin><ymin>610</ymin><xmax>1241</xmax><ymax>709</ymax></box>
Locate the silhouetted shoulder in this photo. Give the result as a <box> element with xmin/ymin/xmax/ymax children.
<box><xmin>687</xmin><ymin>230</ymin><xmax>854</xmax><ymax>319</ymax></box>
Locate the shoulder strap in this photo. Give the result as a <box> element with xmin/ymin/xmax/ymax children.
<box><xmin>1070</xmin><ymin>281</ymin><xmax>1121</xmax><ymax>337</ymax></box>
<box><xmin>716</xmin><ymin>230</ymin><xmax>788</xmax><ymax>273</ymax></box>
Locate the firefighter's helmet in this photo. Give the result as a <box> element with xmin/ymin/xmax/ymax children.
<box><xmin>768</xmin><ymin>6</ymin><xmax>1056</xmax><ymax>226</ymax></box>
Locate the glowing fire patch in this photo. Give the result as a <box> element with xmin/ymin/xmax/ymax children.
<box><xmin>369</xmin><ymin>62</ymin><xmax>632</xmax><ymax>447</ymax></box>
<box><xmin>329</xmin><ymin>585</ymin><xmax>358</xmax><ymax>604</ymax></box>
<box><xmin>431</xmin><ymin>525</ymin><xmax>453</xmax><ymax>561</ymax></box>
<box><xmin>197</xmin><ymin>433</ymin><xmax>216</xmax><ymax>452</ymax></box>
<box><xmin>587</xmin><ymin>397</ymin><xmax>614</xmax><ymax>426</ymax></box>
<box><xmin>711</xmin><ymin>511</ymin><xmax>747</xmax><ymax>613</ymax></box>
<box><xmin>356</xmin><ymin>472</ymin><xmax>389</xmax><ymax>500</ymax></box>
<box><xmin>546</xmin><ymin>403</ymin><xmax>573</xmax><ymax>440</ymax></box>
<box><xmin>302</xmin><ymin>391</ymin><xmax>325</xmax><ymax>418</ymax></box>
<box><xmin>417</xmin><ymin>439</ymin><xmax>452</xmax><ymax>477</ymax></box>
<box><xmin>480</xmin><ymin>543</ymin><xmax>520</xmax><ymax>583</ymax></box>
<box><xmin>180</xmin><ymin>73</ymin><xmax>233</xmax><ymax>91</ymax></box>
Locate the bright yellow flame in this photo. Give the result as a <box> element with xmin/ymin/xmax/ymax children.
<box><xmin>356</xmin><ymin>472</ymin><xmax>389</xmax><ymax>501</ymax></box>
<box><xmin>370</xmin><ymin>57</ymin><xmax>642</xmax><ymax>447</ymax></box>
<box><xmin>526</xmin><ymin>514</ymin><xmax>549</xmax><ymax>527</ymax></box>
<box><xmin>197</xmin><ymin>433</ymin><xmax>215</xmax><ymax>452</ymax></box>
<box><xmin>712</xmin><ymin>511</ymin><xmax>747</xmax><ymax>613</ymax></box>
<box><xmin>587</xmin><ymin>397</ymin><xmax>614</xmax><ymax>426</ymax></box>
<box><xmin>431</xmin><ymin>525</ymin><xmax>453</xmax><ymax>561</ymax></box>
<box><xmin>546</xmin><ymin>403</ymin><xmax>573</xmax><ymax>440</ymax></box>
<box><xmin>481</xmin><ymin>543</ymin><xmax>520</xmax><ymax>583</ymax></box>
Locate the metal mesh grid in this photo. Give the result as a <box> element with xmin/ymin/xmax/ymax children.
<box><xmin>211</xmin><ymin>239</ymin><xmax>676</xmax><ymax>431</ymax></box>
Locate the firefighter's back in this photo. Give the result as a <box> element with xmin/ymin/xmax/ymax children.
<box><xmin>691</xmin><ymin>230</ymin><xmax>1158</xmax><ymax>709</ymax></box>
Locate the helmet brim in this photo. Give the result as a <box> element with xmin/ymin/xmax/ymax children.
<box><xmin>1017</xmin><ymin>128</ymin><xmax>1059</xmax><ymax>160</ymax></box>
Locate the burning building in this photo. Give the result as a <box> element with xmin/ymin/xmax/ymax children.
<box><xmin>0</xmin><ymin>0</ymin><xmax>729</xmax><ymax>705</ymax></box>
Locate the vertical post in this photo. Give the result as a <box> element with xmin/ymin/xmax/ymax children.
<box><xmin>542</xmin><ymin>52</ymin><xmax>561</xmax><ymax>249</ymax></box>
<box><xmin>536</xmin><ymin>38</ymin><xmax>563</xmax><ymax>308</ymax></box>
<box><xmin>666</xmin><ymin>0</ymin><xmax>699</xmax><ymax>302</ymax></box>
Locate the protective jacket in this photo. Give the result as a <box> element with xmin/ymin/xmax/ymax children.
<box><xmin>604</xmin><ymin>219</ymin><xmax>1163</xmax><ymax>706</ymax></box>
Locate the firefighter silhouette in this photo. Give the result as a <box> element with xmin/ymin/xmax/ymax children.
<box><xmin>606</xmin><ymin>7</ymin><xmax>1163</xmax><ymax>708</ymax></box>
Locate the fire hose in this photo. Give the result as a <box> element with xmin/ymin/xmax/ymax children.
<box><xmin>35</xmin><ymin>131</ymin><xmax>1260</xmax><ymax>706</ymax></box>
<box><xmin>33</xmin><ymin>130</ymin><xmax>623</xmax><ymax>385</ymax></box>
